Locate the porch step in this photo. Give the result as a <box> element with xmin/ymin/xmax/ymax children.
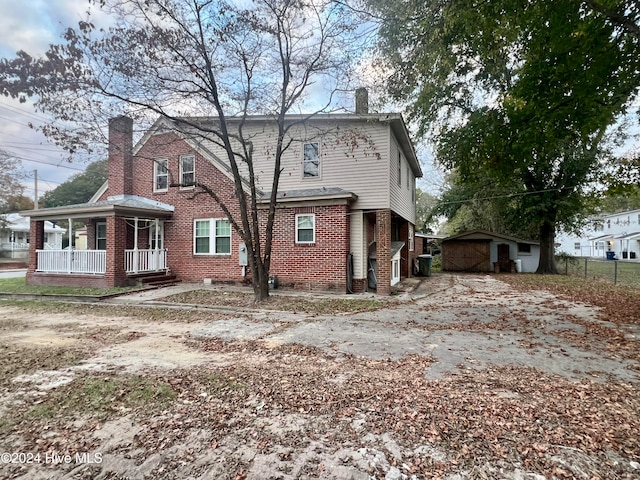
<box><xmin>130</xmin><ymin>272</ymin><xmax>180</xmax><ymax>287</ymax></box>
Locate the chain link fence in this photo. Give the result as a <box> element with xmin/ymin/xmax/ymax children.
<box><xmin>556</xmin><ymin>256</ymin><xmax>640</xmax><ymax>288</ymax></box>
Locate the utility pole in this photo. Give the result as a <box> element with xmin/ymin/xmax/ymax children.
<box><xmin>33</xmin><ymin>169</ymin><xmax>38</xmax><ymax>209</ymax></box>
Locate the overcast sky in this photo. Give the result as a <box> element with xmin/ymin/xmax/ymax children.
<box><xmin>0</xmin><ymin>0</ymin><xmax>105</xmax><ymax>202</ymax></box>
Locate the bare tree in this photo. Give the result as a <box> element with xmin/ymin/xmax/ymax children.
<box><xmin>0</xmin><ymin>0</ymin><xmax>369</xmax><ymax>300</ymax></box>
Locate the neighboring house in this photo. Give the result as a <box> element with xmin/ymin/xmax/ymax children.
<box><xmin>0</xmin><ymin>213</ymin><xmax>64</xmax><ymax>259</ymax></box>
<box><xmin>21</xmin><ymin>102</ymin><xmax>423</xmax><ymax>294</ymax></box>
<box><xmin>556</xmin><ymin>209</ymin><xmax>640</xmax><ymax>260</ymax></box>
<box><xmin>441</xmin><ymin>230</ymin><xmax>540</xmax><ymax>273</ymax></box>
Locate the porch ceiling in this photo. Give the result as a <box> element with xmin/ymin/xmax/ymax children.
<box><xmin>21</xmin><ymin>195</ymin><xmax>174</xmax><ymax>221</ymax></box>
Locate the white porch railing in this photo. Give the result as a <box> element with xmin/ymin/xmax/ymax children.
<box><xmin>35</xmin><ymin>249</ymin><xmax>167</xmax><ymax>275</ymax></box>
<box><xmin>125</xmin><ymin>249</ymin><xmax>167</xmax><ymax>274</ymax></box>
<box><xmin>36</xmin><ymin>249</ymin><xmax>107</xmax><ymax>274</ymax></box>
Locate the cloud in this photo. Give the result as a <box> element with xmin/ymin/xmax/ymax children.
<box><xmin>0</xmin><ymin>0</ymin><xmax>94</xmax><ymax>57</ymax></box>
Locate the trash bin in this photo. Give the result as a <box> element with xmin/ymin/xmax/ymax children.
<box><xmin>418</xmin><ymin>254</ymin><xmax>433</xmax><ymax>277</ymax></box>
<box><xmin>606</xmin><ymin>251</ymin><xmax>615</xmax><ymax>260</ymax></box>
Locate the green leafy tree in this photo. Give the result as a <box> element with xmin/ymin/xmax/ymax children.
<box><xmin>41</xmin><ymin>160</ymin><xmax>107</xmax><ymax>208</ymax></box>
<box><xmin>371</xmin><ymin>0</ymin><xmax>640</xmax><ymax>273</ymax></box>
<box><xmin>0</xmin><ymin>151</ymin><xmax>25</xmax><ymax>222</ymax></box>
<box><xmin>414</xmin><ymin>187</ymin><xmax>438</xmax><ymax>232</ymax></box>
<box><xmin>0</xmin><ymin>0</ymin><xmax>366</xmax><ymax>301</ymax></box>
<box><xmin>2</xmin><ymin>195</ymin><xmax>34</xmax><ymax>213</ymax></box>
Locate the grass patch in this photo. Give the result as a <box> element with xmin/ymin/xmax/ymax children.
<box><xmin>164</xmin><ymin>289</ymin><xmax>386</xmax><ymax>314</ymax></box>
<box><xmin>0</xmin><ymin>344</ymin><xmax>88</xmax><ymax>385</ymax></box>
<box><xmin>0</xmin><ymin>300</ymin><xmax>217</xmax><ymax>323</ymax></box>
<box><xmin>27</xmin><ymin>374</ymin><xmax>177</xmax><ymax>420</ymax></box>
<box><xmin>555</xmin><ymin>256</ymin><xmax>640</xmax><ymax>288</ymax></box>
<box><xmin>501</xmin><ymin>273</ymin><xmax>640</xmax><ymax>324</ymax></box>
<box><xmin>0</xmin><ymin>277</ymin><xmax>145</xmax><ymax>296</ymax></box>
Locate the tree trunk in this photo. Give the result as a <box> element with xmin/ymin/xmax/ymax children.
<box><xmin>251</xmin><ymin>256</ymin><xmax>270</xmax><ymax>303</ymax></box>
<box><xmin>536</xmin><ymin>218</ymin><xmax>558</xmax><ymax>274</ymax></box>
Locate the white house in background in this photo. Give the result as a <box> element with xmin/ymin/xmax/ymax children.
<box><xmin>0</xmin><ymin>213</ymin><xmax>65</xmax><ymax>259</ymax></box>
<box><xmin>555</xmin><ymin>209</ymin><xmax>640</xmax><ymax>260</ymax></box>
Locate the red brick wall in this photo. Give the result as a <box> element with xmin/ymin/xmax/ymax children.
<box><xmin>108</xmin><ymin>116</ymin><xmax>134</xmax><ymax>196</ymax></box>
<box><xmin>117</xmin><ymin>132</ymin><xmax>350</xmax><ymax>291</ymax></box>
<box><xmin>376</xmin><ymin>209</ymin><xmax>392</xmax><ymax>295</ymax></box>
<box><xmin>26</xmin><ymin>220</ymin><xmax>45</xmax><ymax>282</ymax></box>
<box><xmin>269</xmin><ymin>204</ymin><xmax>349</xmax><ymax>292</ymax></box>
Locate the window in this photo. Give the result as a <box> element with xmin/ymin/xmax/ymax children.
<box><xmin>397</xmin><ymin>151</ymin><xmax>402</xmax><ymax>186</ymax></box>
<box><xmin>406</xmin><ymin>165</ymin><xmax>410</xmax><ymax>189</ymax></box>
<box><xmin>517</xmin><ymin>243</ymin><xmax>531</xmax><ymax>254</ymax></box>
<box><xmin>154</xmin><ymin>158</ymin><xmax>168</xmax><ymax>192</ymax></box>
<box><xmin>303</xmin><ymin>142</ymin><xmax>319</xmax><ymax>178</ymax></box>
<box><xmin>180</xmin><ymin>154</ymin><xmax>195</xmax><ymax>188</ymax></box>
<box><xmin>296</xmin><ymin>214</ymin><xmax>315</xmax><ymax>243</ymax></box>
<box><xmin>96</xmin><ymin>222</ymin><xmax>107</xmax><ymax>250</ymax></box>
<box><xmin>574</xmin><ymin>242</ymin><xmax>581</xmax><ymax>250</ymax></box>
<box><xmin>194</xmin><ymin>219</ymin><xmax>231</xmax><ymax>254</ymax></box>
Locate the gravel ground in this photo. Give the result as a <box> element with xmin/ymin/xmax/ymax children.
<box><xmin>0</xmin><ymin>273</ymin><xmax>638</xmax><ymax>479</ymax></box>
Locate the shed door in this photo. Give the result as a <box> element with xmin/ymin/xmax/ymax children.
<box><xmin>443</xmin><ymin>240</ymin><xmax>491</xmax><ymax>272</ymax></box>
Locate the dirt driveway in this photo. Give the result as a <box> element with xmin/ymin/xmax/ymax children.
<box><xmin>1</xmin><ymin>273</ymin><xmax>639</xmax><ymax>479</ymax></box>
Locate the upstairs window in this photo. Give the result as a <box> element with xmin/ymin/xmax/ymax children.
<box><xmin>154</xmin><ymin>158</ymin><xmax>168</xmax><ymax>192</ymax></box>
<box><xmin>303</xmin><ymin>142</ymin><xmax>319</xmax><ymax>178</ymax></box>
<box><xmin>180</xmin><ymin>154</ymin><xmax>195</xmax><ymax>188</ymax></box>
<box><xmin>397</xmin><ymin>151</ymin><xmax>402</xmax><ymax>186</ymax></box>
<box><xmin>296</xmin><ymin>214</ymin><xmax>315</xmax><ymax>243</ymax></box>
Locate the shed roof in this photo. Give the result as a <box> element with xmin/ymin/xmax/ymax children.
<box><xmin>442</xmin><ymin>229</ymin><xmax>539</xmax><ymax>245</ymax></box>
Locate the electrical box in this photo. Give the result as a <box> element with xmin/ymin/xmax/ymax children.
<box><xmin>238</xmin><ymin>242</ymin><xmax>248</xmax><ymax>266</ymax></box>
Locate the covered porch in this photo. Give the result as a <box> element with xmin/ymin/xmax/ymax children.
<box><xmin>22</xmin><ymin>195</ymin><xmax>174</xmax><ymax>288</ymax></box>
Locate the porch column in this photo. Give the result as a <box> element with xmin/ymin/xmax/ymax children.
<box><xmin>133</xmin><ymin>217</ymin><xmax>139</xmax><ymax>273</ymax></box>
<box><xmin>26</xmin><ymin>220</ymin><xmax>45</xmax><ymax>284</ymax></box>
<box><xmin>105</xmin><ymin>216</ymin><xmax>127</xmax><ymax>287</ymax></box>
<box><xmin>154</xmin><ymin>218</ymin><xmax>160</xmax><ymax>271</ymax></box>
<box><xmin>376</xmin><ymin>209</ymin><xmax>392</xmax><ymax>295</ymax></box>
<box><xmin>67</xmin><ymin>218</ymin><xmax>73</xmax><ymax>273</ymax></box>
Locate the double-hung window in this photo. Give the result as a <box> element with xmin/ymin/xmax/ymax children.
<box><xmin>303</xmin><ymin>142</ymin><xmax>320</xmax><ymax>178</ymax></box>
<box><xmin>296</xmin><ymin>214</ymin><xmax>315</xmax><ymax>244</ymax></box>
<box><xmin>154</xmin><ymin>158</ymin><xmax>169</xmax><ymax>192</ymax></box>
<box><xmin>96</xmin><ymin>222</ymin><xmax>107</xmax><ymax>250</ymax></box>
<box><xmin>180</xmin><ymin>154</ymin><xmax>195</xmax><ymax>188</ymax></box>
<box><xmin>194</xmin><ymin>219</ymin><xmax>231</xmax><ymax>254</ymax></box>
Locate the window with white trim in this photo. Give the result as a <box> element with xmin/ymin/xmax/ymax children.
<box><xmin>574</xmin><ymin>242</ymin><xmax>581</xmax><ymax>250</ymax></box>
<box><xmin>296</xmin><ymin>214</ymin><xmax>315</xmax><ymax>243</ymax></box>
<box><xmin>96</xmin><ymin>222</ymin><xmax>107</xmax><ymax>250</ymax></box>
<box><xmin>154</xmin><ymin>158</ymin><xmax>168</xmax><ymax>192</ymax></box>
<box><xmin>194</xmin><ymin>219</ymin><xmax>231</xmax><ymax>254</ymax></box>
<box><xmin>397</xmin><ymin>151</ymin><xmax>401</xmax><ymax>186</ymax></box>
<box><xmin>303</xmin><ymin>142</ymin><xmax>320</xmax><ymax>178</ymax></box>
<box><xmin>180</xmin><ymin>154</ymin><xmax>195</xmax><ymax>188</ymax></box>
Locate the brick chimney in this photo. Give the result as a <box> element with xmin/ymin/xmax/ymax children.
<box><xmin>355</xmin><ymin>87</ymin><xmax>369</xmax><ymax>115</ymax></box>
<box><xmin>108</xmin><ymin>116</ymin><xmax>134</xmax><ymax>195</ymax></box>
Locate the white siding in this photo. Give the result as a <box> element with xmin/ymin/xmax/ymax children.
<box><xmin>349</xmin><ymin>210</ymin><xmax>366</xmax><ymax>280</ymax></box>
<box><xmin>178</xmin><ymin>117</ymin><xmax>420</xmax><ymax>221</ymax></box>
<box><xmin>389</xmin><ymin>137</ymin><xmax>416</xmax><ymax>223</ymax></box>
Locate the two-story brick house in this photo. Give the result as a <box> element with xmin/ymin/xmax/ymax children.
<box><xmin>23</xmin><ymin>109</ymin><xmax>422</xmax><ymax>294</ymax></box>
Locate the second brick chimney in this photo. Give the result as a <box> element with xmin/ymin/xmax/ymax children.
<box><xmin>108</xmin><ymin>116</ymin><xmax>134</xmax><ymax>196</ymax></box>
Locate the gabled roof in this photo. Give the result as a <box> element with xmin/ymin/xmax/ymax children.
<box><xmin>138</xmin><ymin>113</ymin><xmax>422</xmax><ymax>178</ymax></box>
<box><xmin>443</xmin><ymin>229</ymin><xmax>539</xmax><ymax>245</ymax></box>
